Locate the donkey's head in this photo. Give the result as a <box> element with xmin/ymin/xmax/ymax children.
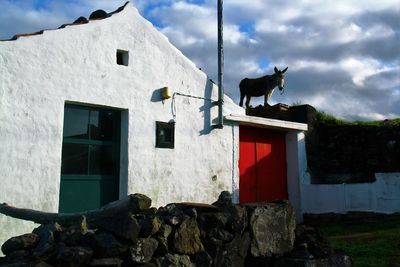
<box><xmin>274</xmin><ymin>66</ymin><xmax>288</xmax><ymax>91</ymax></box>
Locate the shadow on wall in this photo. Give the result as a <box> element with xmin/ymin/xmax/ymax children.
<box><xmin>199</xmin><ymin>79</ymin><xmax>214</xmax><ymax>136</ymax></box>
<box><xmin>150</xmin><ymin>87</ymin><xmax>165</xmax><ymax>103</ymax></box>
<box><xmin>150</xmin><ymin>79</ymin><xmax>216</xmax><ymax>136</ymax></box>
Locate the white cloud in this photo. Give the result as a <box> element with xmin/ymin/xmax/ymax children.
<box><xmin>1</xmin><ymin>0</ymin><xmax>399</xmax><ymax>120</ymax></box>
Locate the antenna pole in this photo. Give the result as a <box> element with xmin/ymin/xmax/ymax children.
<box><xmin>217</xmin><ymin>0</ymin><xmax>224</xmax><ymax>129</ymax></box>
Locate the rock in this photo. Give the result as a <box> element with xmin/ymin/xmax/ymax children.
<box><xmin>3</xmin><ymin>249</ymin><xmax>31</xmax><ymax>261</ymax></box>
<box><xmin>53</xmin><ymin>245</ymin><xmax>93</xmax><ymax>267</ymax></box>
<box><xmin>1</xmin><ymin>233</ymin><xmax>40</xmax><ymax>255</ymax></box>
<box><xmin>197</xmin><ymin>212</ymin><xmax>229</xmax><ymax>237</ymax></box>
<box><xmin>91</xmin><ymin>232</ymin><xmax>127</xmax><ymax>258</ymax></box>
<box><xmin>154</xmin><ymin>224</ymin><xmax>172</xmax><ymax>256</ymax></box>
<box><xmin>32</xmin><ymin>223</ymin><xmax>63</xmax><ymax>259</ymax></box>
<box><xmin>139</xmin><ymin>216</ymin><xmax>162</xmax><ymax>238</ymax></box>
<box><xmin>209</xmin><ymin>228</ymin><xmax>234</xmax><ymax>242</ymax></box>
<box><xmin>274</xmin><ymin>256</ymin><xmax>351</xmax><ymax>267</ymax></box>
<box><xmin>172</xmin><ymin>217</ymin><xmax>203</xmax><ymax>255</ymax></box>
<box><xmin>88</xmin><ymin>9</ymin><xmax>108</xmax><ymax>20</ymax></box>
<box><xmin>249</xmin><ymin>202</ymin><xmax>296</xmax><ymax>257</ymax></box>
<box><xmin>95</xmin><ymin>212</ymin><xmax>140</xmax><ymax>243</ymax></box>
<box><xmin>89</xmin><ymin>258</ymin><xmax>123</xmax><ymax>266</ymax></box>
<box><xmin>154</xmin><ymin>254</ymin><xmax>193</xmax><ymax>267</ymax></box>
<box><xmin>158</xmin><ymin>204</ymin><xmax>188</xmax><ymax>226</ymax></box>
<box><xmin>227</xmin><ymin>205</ymin><xmax>248</xmax><ymax>234</ymax></box>
<box><xmin>193</xmin><ymin>251</ymin><xmax>212</xmax><ymax>267</ymax></box>
<box><xmin>289</xmin><ymin>243</ymin><xmax>314</xmax><ymax>260</ymax></box>
<box><xmin>328</xmin><ymin>252</ymin><xmax>352</xmax><ymax>267</ymax></box>
<box><xmin>62</xmin><ymin>217</ymin><xmax>93</xmax><ymax>246</ymax></box>
<box><xmin>212</xmin><ymin>191</ymin><xmax>232</xmax><ymax>208</ymax></box>
<box><xmin>130</xmin><ymin>238</ymin><xmax>158</xmax><ymax>263</ymax></box>
<box><xmin>131</xmin><ymin>193</ymin><xmax>152</xmax><ymax>212</ymax></box>
<box><xmin>214</xmin><ymin>231</ymin><xmax>250</xmax><ymax>267</ymax></box>
<box><xmin>73</xmin><ymin>16</ymin><xmax>88</xmax><ymax>24</ymax></box>
<box><xmin>294</xmin><ymin>225</ymin><xmax>333</xmax><ymax>259</ymax></box>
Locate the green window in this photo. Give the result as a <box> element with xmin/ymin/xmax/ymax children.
<box><xmin>59</xmin><ymin>104</ymin><xmax>121</xmax><ymax>213</ymax></box>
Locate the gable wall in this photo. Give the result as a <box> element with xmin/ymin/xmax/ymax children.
<box><xmin>0</xmin><ymin>4</ymin><xmax>243</xmax><ymax>249</ymax></box>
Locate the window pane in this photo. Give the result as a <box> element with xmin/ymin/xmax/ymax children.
<box><xmin>160</xmin><ymin>128</ymin><xmax>172</xmax><ymax>143</ymax></box>
<box><xmin>61</xmin><ymin>144</ymin><xmax>88</xmax><ymax>174</ymax></box>
<box><xmin>89</xmin><ymin>145</ymin><xmax>115</xmax><ymax>175</ymax></box>
<box><xmin>63</xmin><ymin>107</ymin><xmax>89</xmax><ymax>139</ymax></box>
<box><xmin>90</xmin><ymin>110</ymin><xmax>114</xmax><ymax>141</ymax></box>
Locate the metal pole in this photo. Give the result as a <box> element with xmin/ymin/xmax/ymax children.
<box><xmin>217</xmin><ymin>0</ymin><xmax>224</xmax><ymax>129</ymax></box>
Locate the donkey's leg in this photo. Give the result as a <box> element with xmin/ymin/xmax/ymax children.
<box><xmin>264</xmin><ymin>89</ymin><xmax>274</xmax><ymax>106</ymax></box>
<box><xmin>239</xmin><ymin>91</ymin><xmax>245</xmax><ymax>107</ymax></box>
<box><xmin>245</xmin><ymin>95</ymin><xmax>252</xmax><ymax>109</ymax></box>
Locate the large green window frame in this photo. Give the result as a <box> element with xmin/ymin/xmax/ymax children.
<box><xmin>59</xmin><ymin>104</ymin><xmax>121</xmax><ymax>213</ymax></box>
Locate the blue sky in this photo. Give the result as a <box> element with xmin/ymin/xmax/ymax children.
<box><xmin>1</xmin><ymin>0</ymin><xmax>399</xmax><ymax>120</ymax></box>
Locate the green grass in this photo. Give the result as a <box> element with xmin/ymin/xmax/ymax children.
<box><xmin>317</xmin><ymin>218</ymin><xmax>400</xmax><ymax>267</ymax></box>
<box><xmin>315</xmin><ymin>111</ymin><xmax>400</xmax><ymax>126</ymax></box>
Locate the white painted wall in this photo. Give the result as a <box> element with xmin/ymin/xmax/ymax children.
<box><xmin>297</xmin><ymin>133</ymin><xmax>400</xmax><ymax>215</ymax></box>
<box><xmin>0</xmin><ymin>3</ymin><xmax>244</xmax><ymax>249</ymax></box>
<box><xmin>285</xmin><ymin>131</ymin><xmax>303</xmax><ymax>223</ymax></box>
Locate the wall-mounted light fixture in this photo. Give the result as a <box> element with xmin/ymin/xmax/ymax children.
<box><xmin>162</xmin><ymin>86</ymin><xmax>171</xmax><ymax>100</ymax></box>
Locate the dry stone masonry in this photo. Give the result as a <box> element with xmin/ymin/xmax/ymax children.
<box><xmin>0</xmin><ymin>192</ymin><xmax>350</xmax><ymax>266</ymax></box>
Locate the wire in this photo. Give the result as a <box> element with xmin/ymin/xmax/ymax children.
<box><xmin>172</xmin><ymin>92</ymin><xmax>216</xmax><ymax>120</ymax></box>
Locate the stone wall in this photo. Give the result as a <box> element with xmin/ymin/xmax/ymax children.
<box><xmin>0</xmin><ymin>193</ymin><xmax>350</xmax><ymax>267</ymax></box>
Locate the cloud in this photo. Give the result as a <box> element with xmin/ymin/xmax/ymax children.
<box><xmin>0</xmin><ymin>0</ymin><xmax>398</xmax><ymax>120</ymax></box>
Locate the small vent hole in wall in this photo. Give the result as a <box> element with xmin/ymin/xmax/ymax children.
<box><xmin>116</xmin><ymin>49</ymin><xmax>129</xmax><ymax>66</ymax></box>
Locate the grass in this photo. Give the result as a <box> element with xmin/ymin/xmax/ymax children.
<box><xmin>316</xmin><ymin>218</ymin><xmax>400</xmax><ymax>267</ymax></box>
<box><xmin>315</xmin><ymin>110</ymin><xmax>400</xmax><ymax>126</ymax></box>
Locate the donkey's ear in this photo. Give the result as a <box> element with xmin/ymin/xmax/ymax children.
<box><xmin>282</xmin><ymin>67</ymin><xmax>288</xmax><ymax>73</ymax></box>
<box><xmin>274</xmin><ymin>66</ymin><xmax>278</xmax><ymax>73</ymax></box>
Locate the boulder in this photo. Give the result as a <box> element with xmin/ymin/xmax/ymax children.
<box><xmin>32</xmin><ymin>223</ymin><xmax>63</xmax><ymax>259</ymax></box>
<box><xmin>88</xmin><ymin>9</ymin><xmax>108</xmax><ymax>20</ymax></box>
<box><xmin>53</xmin><ymin>245</ymin><xmax>93</xmax><ymax>267</ymax></box>
<box><xmin>214</xmin><ymin>231</ymin><xmax>250</xmax><ymax>267</ymax></box>
<box><xmin>91</xmin><ymin>232</ymin><xmax>127</xmax><ymax>258</ymax></box>
<box><xmin>1</xmin><ymin>233</ymin><xmax>40</xmax><ymax>255</ymax></box>
<box><xmin>95</xmin><ymin>212</ymin><xmax>140</xmax><ymax>243</ymax></box>
<box><xmin>130</xmin><ymin>238</ymin><xmax>158</xmax><ymax>263</ymax></box>
<box><xmin>212</xmin><ymin>191</ymin><xmax>232</xmax><ymax>208</ymax></box>
<box><xmin>172</xmin><ymin>217</ymin><xmax>203</xmax><ymax>255</ymax></box>
<box><xmin>154</xmin><ymin>253</ymin><xmax>193</xmax><ymax>267</ymax></box>
<box><xmin>154</xmin><ymin>224</ymin><xmax>173</xmax><ymax>256</ymax></box>
<box><xmin>193</xmin><ymin>251</ymin><xmax>212</xmax><ymax>267</ymax></box>
<box><xmin>197</xmin><ymin>212</ymin><xmax>229</xmax><ymax>237</ymax></box>
<box><xmin>139</xmin><ymin>216</ymin><xmax>162</xmax><ymax>238</ymax></box>
<box><xmin>249</xmin><ymin>201</ymin><xmax>296</xmax><ymax>257</ymax></box>
<box><xmin>131</xmin><ymin>193</ymin><xmax>152</xmax><ymax>212</ymax></box>
<box><xmin>227</xmin><ymin>205</ymin><xmax>248</xmax><ymax>234</ymax></box>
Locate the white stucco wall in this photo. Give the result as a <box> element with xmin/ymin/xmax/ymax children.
<box><xmin>0</xmin><ymin>3</ymin><xmax>244</xmax><ymax>249</ymax></box>
<box><xmin>285</xmin><ymin>131</ymin><xmax>303</xmax><ymax>223</ymax></box>
<box><xmin>297</xmin><ymin>134</ymin><xmax>400</xmax><ymax>215</ymax></box>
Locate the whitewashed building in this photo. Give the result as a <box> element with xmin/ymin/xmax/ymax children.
<box><xmin>0</xmin><ymin>2</ymin><xmax>307</xmax><ymax>248</ymax></box>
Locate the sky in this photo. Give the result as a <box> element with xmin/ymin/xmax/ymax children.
<box><xmin>0</xmin><ymin>0</ymin><xmax>399</xmax><ymax>121</ymax></box>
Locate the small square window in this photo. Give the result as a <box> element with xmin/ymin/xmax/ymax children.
<box><xmin>116</xmin><ymin>49</ymin><xmax>129</xmax><ymax>66</ymax></box>
<box><xmin>156</xmin><ymin>121</ymin><xmax>175</xmax><ymax>149</ymax></box>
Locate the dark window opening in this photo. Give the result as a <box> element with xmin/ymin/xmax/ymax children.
<box><xmin>61</xmin><ymin>104</ymin><xmax>120</xmax><ymax>175</ymax></box>
<box><xmin>156</xmin><ymin>121</ymin><xmax>175</xmax><ymax>149</ymax></box>
<box><xmin>116</xmin><ymin>49</ymin><xmax>129</xmax><ymax>66</ymax></box>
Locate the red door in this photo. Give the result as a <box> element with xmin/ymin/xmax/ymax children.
<box><xmin>239</xmin><ymin>126</ymin><xmax>288</xmax><ymax>203</ymax></box>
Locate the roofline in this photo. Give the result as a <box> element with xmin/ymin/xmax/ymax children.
<box><xmin>224</xmin><ymin>114</ymin><xmax>308</xmax><ymax>131</ymax></box>
<box><xmin>1</xmin><ymin>1</ymin><xmax>130</xmax><ymax>42</ymax></box>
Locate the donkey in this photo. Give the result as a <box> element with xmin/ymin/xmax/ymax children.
<box><xmin>239</xmin><ymin>66</ymin><xmax>288</xmax><ymax>108</ymax></box>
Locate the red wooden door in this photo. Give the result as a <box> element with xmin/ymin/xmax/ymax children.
<box><xmin>239</xmin><ymin>126</ymin><xmax>288</xmax><ymax>203</ymax></box>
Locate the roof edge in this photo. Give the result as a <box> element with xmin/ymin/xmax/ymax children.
<box><xmin>1</xmin><ymin>1</ymin><xmax>130</xmax><ymax>42</ymax></box>
<box><xmin>224</xmin><ymin>114</ymin><xmax>308</xmax><ymax>131</ymax></box>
